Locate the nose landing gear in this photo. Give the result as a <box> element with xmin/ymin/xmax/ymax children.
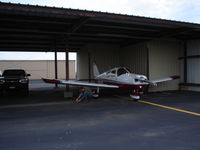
<box><xmin>130</xmin><ymin>88</ymin><xmax>144</xmax><ymax>100</ymax></box>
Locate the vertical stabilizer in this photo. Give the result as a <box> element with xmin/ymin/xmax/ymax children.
<box><xmin>93</xmin><ymin>62</ymin><xmax>100</xmax><ymax>78</ymax></box>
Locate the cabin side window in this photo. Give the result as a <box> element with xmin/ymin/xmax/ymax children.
<box><xmin>111</xmin><ymin>70</ymin><xmax>116</xmax><ymax>75</ymax></box>
<box><xmin>106</xmin><ymin>69</ymin><xmax>116</xmax><ymax>76</ymax></box>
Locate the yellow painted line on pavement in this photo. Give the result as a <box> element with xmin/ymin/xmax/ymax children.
<box><xmin>115</xmin><ymin>95</ymin><xmax>200</xmax><ymax>117</ymax></box>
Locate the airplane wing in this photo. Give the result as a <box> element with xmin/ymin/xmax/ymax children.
<box><xmin>136</xmin><ymin>75</ymin><xmax>180</xmax><ymax>85</ymax></box>
<box><xmin>151</xmin><ymin>75</ymin><xmax>180</xmax><ymax>84</ymax></box>
<box><xmin>42</xmin><ymin>78</ymin><xmax>119</xmax><ymax>88</ymax></box>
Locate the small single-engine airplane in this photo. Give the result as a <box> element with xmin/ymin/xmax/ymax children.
<box><xmin>42</xmin><ymin>63</ymin><xmax>179</xmax><ymax>99</ymax></box>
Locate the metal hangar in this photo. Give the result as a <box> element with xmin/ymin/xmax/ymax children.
<box><xmin>0</xmin><ymin>2</ymin><xmax>200</xmax><ymax>92</ymax></box>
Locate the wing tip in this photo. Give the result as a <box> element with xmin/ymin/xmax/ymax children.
<box><xmin>42</xmin><ymin>78</ymin><xmax>60</xmax><ymax>84</ymax></box>
<box><xmin>170</xmin><ymin>75</ymin><xmax>180</xmax><ymax>80</ymax></box>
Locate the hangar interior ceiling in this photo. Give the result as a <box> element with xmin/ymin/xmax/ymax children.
<box><xmin>0</xmin><ymin>2</ymin><xmax>200</xmax><ymax>52</ymax></box>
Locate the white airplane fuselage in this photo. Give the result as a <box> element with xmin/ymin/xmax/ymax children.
<box><xmin>95</xmin><ymin>67</ymin><xmax>148</xmax><ymax>99</ymax></box>
<box><xmin>96</xmin><ymin>67</ymin><xmax>147</xmax><ymax>85</ymax></box>
<box><xmin>97</xmin><ymin>73</ymin><xmax>147</xmax><ymax>86</ymax></box>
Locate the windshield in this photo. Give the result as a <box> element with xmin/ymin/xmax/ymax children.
<box><xmin>117</xmin><ymin>68</ymin><xmax>129</xmax><ymax>76</ymax></box>
<box><xmin>124</xmin><ymin>67</ymin><xmax>131</xmax><ymax>73</ymax></box>
<box><xmin>3</xmin><ymin>70</ymin><xmax>26</xmax><ymax>76</ymax></box>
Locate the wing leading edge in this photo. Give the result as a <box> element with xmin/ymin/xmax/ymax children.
<box><xmin>42</xmin><ymin>78</ymin><xmax>119</xmax><ymax>88</ymax></box>
<box><xmin>151</xmin><ymin>75</ymin><xmax>180</xmax><ymax>84</ymax></box>
<box><xmin>136</xmin><ymin>75</ymin><xmax>180</xmax><ymax>85</ymax></box>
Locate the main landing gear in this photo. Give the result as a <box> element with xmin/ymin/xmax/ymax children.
<box><xmin>92</xmin><ymin>87</ymin><xmax>100</xmax><ymax>98</ymax></box>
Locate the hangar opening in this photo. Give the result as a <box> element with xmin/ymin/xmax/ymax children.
<box><xmin>0</xmin><ymin>2</ymin><xmax>200</xmax><ymax>103</ymax></box>
<box><xmin>0</xmin><ymin>51</ymin><xmax>77</xmax><ymax>91</ymax></box>
<box><xmin>0</xmin><ymin>51</ymin><xmax>77</xmax><ymax>80</ymax></box>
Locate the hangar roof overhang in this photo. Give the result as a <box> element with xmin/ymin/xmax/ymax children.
<box><xmin>0</xmin><ymin>2</ymin><xmax>200</xmax><ymax>52</ymax></box>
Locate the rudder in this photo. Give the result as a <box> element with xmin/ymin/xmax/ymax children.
<box><xmin>93</xmin><ymin>62</ymin><xmax>100</xmax><ymax>78</ymax></box>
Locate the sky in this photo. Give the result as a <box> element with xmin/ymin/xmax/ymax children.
<box><xmin>0</xmin><ymin>52</ymin><xmax>77</xmax><ymax>60</ymax></box>
<box><xmin>0</xmin><ymin>0</ymin><xmax>200</xmax><ymax>60</ymax></box>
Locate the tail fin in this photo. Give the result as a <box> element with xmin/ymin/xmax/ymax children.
<box><xmin>93</xmin><ymin>62</ymin><xmax>100</xmax><ymax>78</ymax></box>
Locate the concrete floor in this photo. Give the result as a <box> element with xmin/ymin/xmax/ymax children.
<box><xmin>0</xmin><ymin>80</ymin><xmax>200</xmax><ymax>150</ymax></box>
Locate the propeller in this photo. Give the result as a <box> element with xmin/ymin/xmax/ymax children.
<box><xmin>135</xmin><ymin>77</ymin><xmax>157</xmax><ymax>86</ymax></box>
<box><xmin>135</xmin><ymin>76</ymin><xmax>157</xmax><ymax>95</ymax></box>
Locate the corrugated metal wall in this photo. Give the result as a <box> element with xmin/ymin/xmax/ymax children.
<box><xmin>187</xmin><ymin>40</ymin><xmax>200</xmax><ymax>84</ymax></box>
<box><xmin>77</xmin><ymin>39</ymin><xmax>182</xmax><ymax>92</ymax></box>
<box><xmin>77</xmin><ymin>43</ymin><xmax>147</xmax><ymax>80</ymax></box>
<box><xmin>77</xmin><ymin>43</ymin><xmax>120</xmax><ymax>79</ymax></box>
<box><xmin>148</xmin><ymin>39</ymin><xmax>182</xmax><ymax>92</ymax></box>
<box><xmin>89</xmin><ymin>44</ymin><xmax>120</xmax><ymax>74</ymax></box>
<box><xmin>77</xmin><ymin>46</ymin><xmax>89</xmax><ymax>79</ymax></box>
<box><xmin>120</xmin><ymin>43</ymin><xmax>147</xmax><ymax>75</ymax></box>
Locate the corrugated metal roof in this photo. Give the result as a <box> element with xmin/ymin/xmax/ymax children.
<box><xmin>0</xmin><ymin>2</ymin><xmax>199</xmax><ymax>27</ymax></box>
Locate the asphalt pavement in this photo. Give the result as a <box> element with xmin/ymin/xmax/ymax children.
<box><xmin>0</xmin><ymin>80</ymin><xmax>200</xmax><ymax>150</ymax></box>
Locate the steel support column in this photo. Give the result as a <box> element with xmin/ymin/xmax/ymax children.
<box><xmin>88</xmin><ymin>52</ymin><xmax>91</xmax><ymax>82</ymax></box>
<box><xmin>145</xmin><ymin>47</ymin><xmax>150</xmax><ymax>94</ymax></box>
<box><xmin>54</xmin><ymin>50</ymin><xmax>58</xmax><ymax>88</ymax></box>
<box><xmin>146</xmin><ymin>48</ymin><xmax>149</xmax><ymax>79</ymax></box>
<box><xmin>65</xmin><ymin>51</ymin><xmax>69</xmax><ymax>91</ymax></box>
<box><xmin>184</xmin><ymin>41</ymin><xmax>187</xmax><ymax>83</ymax></box>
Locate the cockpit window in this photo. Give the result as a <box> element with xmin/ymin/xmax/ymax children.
<box><xmin>107</xmin><ymin>69</ymin><xmax>116</xmax><ymax>75</ymax></box>
<box><xmin>117</xmin><ymin>68</ymin><xmax>129</xmax><ymax>76</ymax></box>
<box><xmin>124</xmin><ymin>67</ymin><xmax>131</xmax><ymax>73</ymax></box>
<box><xmin>111</xmin><ymin>70</ymin><xmax>116</xmax><ymax>74</ymax></box>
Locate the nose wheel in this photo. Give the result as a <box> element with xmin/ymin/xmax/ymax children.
<box><xmin>130</xmin><ymin>89</ymin><xmax>143</xmax><ymax>100</ymax></box>
<box><xmin>130</xmin><ymin>94</ymin><xmax>140</xmax><ymax>100</ymax></box>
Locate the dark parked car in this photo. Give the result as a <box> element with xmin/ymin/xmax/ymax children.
<box><xmin>0</xmin><ymin>69</ymin><xmax>31</xmax><ymax>95</ymax></box>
